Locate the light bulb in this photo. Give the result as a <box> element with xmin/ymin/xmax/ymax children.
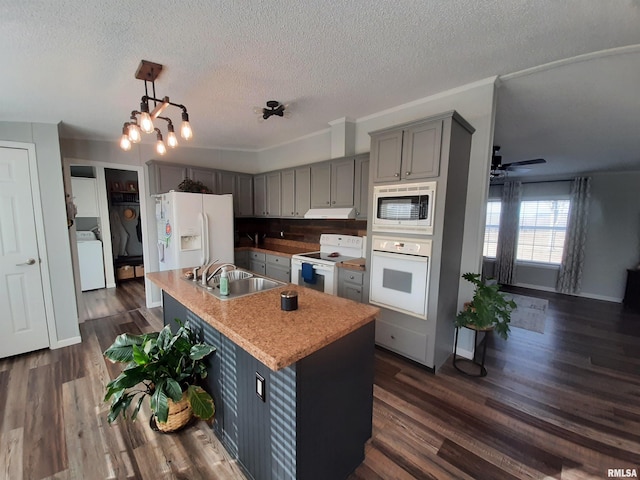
<box><xmin>140</xmin><ymin>112</ymin><xmax>154</xmax><ymax>134</ymax></box>
<box><xmin>156</xmin><ymin>139</ymin><xmax>167</xmax><ymax>155</ymax></box>
<box><xmin>181</xmin><ymin>120</ymin><xmax>193</xmax><ymax>140</ymax></box>
<box><xmin>128</xmin><ymin>123</ymin><xmax>141</xmax><ymax>143</ymax></box>
<box><xmin>120</xmin><ymin>134</ymin><xmax>132</xmax><ymax>151</ymax></box>
<box><xmin>167</xmin><ymin>130</ymin><xmax>178</xmax><ymax>148</ymax></box>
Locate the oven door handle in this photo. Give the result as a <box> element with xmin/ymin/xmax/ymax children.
<box><xmin>371</xmin><ymin>250</ymin><xmax>429</xmax><ymax>262</ymax></box>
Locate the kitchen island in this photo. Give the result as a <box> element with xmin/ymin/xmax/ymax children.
<box><xmin>147</xmin><ymin>269</ymin><xmax>379</xmax><ymax>480</ymax></box>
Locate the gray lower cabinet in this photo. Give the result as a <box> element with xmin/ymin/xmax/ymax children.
<box><xmin>162</xmin><ymin>292</ymin><xmax>374</xmax><ymax>480</ymax></box>
<box><xmin>235</xmin><ymin>250</ymin><xmax>250</xmax><ymax>270</ymax></box>
<box><xmin>265</xmin><ymin>254</ymin><xmax>291</xmax><ymax>283</ymax></box>
<box><xmin>249</xmin><ymin>251</ymin><xmax>266</xmax><ymax>276</ymax></box>
<box><xmin>338</xmin><ymin>269</ymin><xmax>364</xmax><ymax>303</ymax></box>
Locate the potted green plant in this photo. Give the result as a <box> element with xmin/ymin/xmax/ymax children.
<box><xmin>103</xmin><ymin>320</ymin><xmax>216</xmax><ymax>432</ymax></box>
<box><xmin>454</xmin><ymin>272</ymin><xmax>517</xmax><ymax>340</ymax></box>
<box><xmin>177</xmin><ymin>177</ymin><xmax>212</xmax><ymax>193</ymax></box>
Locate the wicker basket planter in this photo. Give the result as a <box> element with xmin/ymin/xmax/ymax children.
<box><xmin>153</xmin><ymin>392</ymin><xmax>193</xmax><ymax>433</ymax></box>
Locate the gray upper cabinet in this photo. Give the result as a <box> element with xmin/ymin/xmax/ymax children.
<box><xmin>148</xmin><ymin>161</ymin><xmax>187</xmax><ymax>194</ymax></box>
<box><xmin>294</xmin><ymin>166</ymin><xmax>311</xmax><ymax>217</ymax></box>
<box><xmin>331</xmin><ymin>158</ymin><xmax>355</xmax><ymax>207</ymax></box>
<box><xmin>266</xmin><ymin>172</ymin><xmax>281</xmax><ymax>217</ymax></box>
<box><xmin>236</xmin><ymin>174</ymin><xmax>253</xmax><ymax>217</ymax></box>
<box><xmin>310</xmin><ymin>163</ymin><xmax>331</xmax><ymax>208</ymax></box>
<box><xmin>310</xmin><ymin>158</ymin><xmax>355</xmax><ymax>208</ymax></box>
<box><xmin>371</xmin><ymin>119</ymin><xmax>442</xmax><ymax>183</ymax></box>
<box><xmin>253</xmin><ymin>174</ymin><xmax>267</xmax><ymax>217</ymax></box>
<box><xmin>354</xmin><ymin>155</ymin><xmax>369</xmax><ymax>219</ymax></box>
<box><xmin>217</xmin><ymin>171</ymin><xmax>236</xmax><ymax>195</ymax></box>
<box><xmin>189</xmin><ymin>167</ymin><xmax>218</xmax><ymax>193</ymax></box>
<box><xmin>281</xmin><ymin>170</ymin><xmax>295</xmax><ymax>217</ymax></box>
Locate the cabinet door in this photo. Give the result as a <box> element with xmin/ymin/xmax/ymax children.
<box><xmin>310</xmin><ymin>163</ymin><xmax>331</xmax><ymax>208</ymax></box>
<box><xmin>281</xmin><ymin>170</ymin><xmax>295</xmax><ymax>217</ymax></box>
<box><xmin>354</xmin><ymin>156</ymin><xmax>369</xmax><ymax>219</ymax></box>
<box><xmin>371</xmin><ymin>130</ymin><xmax>403</xmax><ymax>183</ymax></box>
<box><xmin>342</xmin><ymin>283</ymin><xmax>363</xmax><ymax>303</ymax></box>
<box><xmin>218</xmin><ymin>172</ymin><xmax>236</xmax><ymax>195</ymax></box>
<box><xmin>331</xmin><ymin>158</ymin><xmax>355</xmax><ymax>207</ymax></box>
<box><xmin>266</xmin><ymin>172</ymin><xmax>281</xmax><ymax>217</ymax></box>
<box><xmin>253</xmin><ymin>174</ymin><xmax>267</xmax><ymax>217</ymax></box>
<box><xmin>236</xmin><ymin>174</ymin><xmax>253</xmax><ymax>217</ymax></box>
<box><xmin>294</xmin><ymin>166</ymin><xmax>310</xmax><ymax>217</ymax></box>
<box><xmin>265</xmin><ymin>264</ymin><xmax>291</xmax><ymax>283</ymax></box>
<box><xmin>156</xmin><ymin>164</ymin><xmax>187</xmax><ymax>193</ymax></box>
<box><xmin>402</xmin><ymin>120</ymin><xmax>442</xmax><ymax>179</ymax></box>
<box><xmin>71</xmin><ymin>177</ymin><xmax>99</xmax><ymax>217</ymax></box>
<box><xmin>249</xmin><ymin>259</ymin><xmax>265</xmax><ymax>276</ymax></box>
<box><xmin>189</xmin><ymin>167</ymin><xmax>218</xmax><ymax>193</ymax></box>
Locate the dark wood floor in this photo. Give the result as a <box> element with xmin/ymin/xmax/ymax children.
<box><xmin>1</xmin><ymin>280</ymin><xmax>639</xmax><ymax>479</ymax></box>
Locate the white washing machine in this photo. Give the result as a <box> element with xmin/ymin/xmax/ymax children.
<box><xmin>76</xmin><ymin>231</ymin><xmax>105</xmax><ymax>291</ymax></box>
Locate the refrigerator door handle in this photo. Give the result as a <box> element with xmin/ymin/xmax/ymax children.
<box><xmin>201</xmin><ymin>212</ymin><xmax>209</xmax><ymax>265</ymax></box>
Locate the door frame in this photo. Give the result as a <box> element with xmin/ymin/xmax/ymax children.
<box><xmin>1</xmin><ymin>141</ymin><xmax>58</xmax><ymax>348</ymax></box>
<box><xmin>63</xmin><ymin>158</ymin><xmax>154</xmax><ymax>309</ymax></box>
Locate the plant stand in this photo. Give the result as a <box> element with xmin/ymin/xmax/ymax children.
<box><xmin>453</xmin><ymin>324</ymin><xmax>493</xmax><ymax>377</ymax></box>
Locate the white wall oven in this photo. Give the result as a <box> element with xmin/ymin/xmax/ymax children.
<box><xmin>291</xmin><ymin>234</ymin><xmax>364</xmax><ymax>295</ymax></box>
<box><xmin>369</xmin><ymin>236</ymin><xmax>431</xmax><ymax>319</ymax></box>
<box><xmin>372</xmin><ymin>181</ymin><xmax>436</xmax><ymax>235</ymax></box>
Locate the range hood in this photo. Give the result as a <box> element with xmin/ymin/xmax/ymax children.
<box><xmin>304</xmin><ymin>207</ymin><xmax>356</xmax><ymax>219</ymax></box>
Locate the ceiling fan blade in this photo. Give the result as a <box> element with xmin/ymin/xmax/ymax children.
<box><xmin>504</xmin><ymin>158</ymin><xmax>546</xmax><ymax>168</ymax></box>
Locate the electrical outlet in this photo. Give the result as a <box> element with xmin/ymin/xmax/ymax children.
<box><xmin>256</xmin><ymin>372</ymin><xmax>265</xmax><ymax>402</ymax></box>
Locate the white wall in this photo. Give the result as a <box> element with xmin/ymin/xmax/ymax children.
<box><xmin>0</xmin><ymin>121</ymin><xmax>81</xmax><ymax>345</ymax></box>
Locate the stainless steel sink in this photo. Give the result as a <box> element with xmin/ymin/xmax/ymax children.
<box><xmin>208</xmin><ymin>269</ymin><xmax>253</xmax><ymax>286</ymax></box>
<box><xmin>185</xmin><ymin>269</ymin><xmax>285</xmax><ymax>300</ymax></box>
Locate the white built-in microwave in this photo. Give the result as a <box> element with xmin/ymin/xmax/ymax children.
<box><xmin>372</xmin><ymin>181</ymin><xmax>436</xmax><ymax>235</ymax></box>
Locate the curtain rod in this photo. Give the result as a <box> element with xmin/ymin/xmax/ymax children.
<box><xmin>492</xmin><ymin>178</ymin><xmax>574</xmax><ymax>186</ymax></box>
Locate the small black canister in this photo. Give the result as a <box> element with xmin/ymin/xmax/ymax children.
<box><xmin>280</xmin><ymin>290</ymin><xmax>298</xmax><ymax>311</ymax></box>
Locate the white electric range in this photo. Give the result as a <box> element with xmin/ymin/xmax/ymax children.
<box><xmin>291</xmin><ymin>234</ymin><xmax>364</xmax><ymax>295</ymax></box>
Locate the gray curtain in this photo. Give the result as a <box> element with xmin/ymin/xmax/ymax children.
<box><xmin>557</xmin><ymin>177</ymin><xmax>591</xmax><ymax>294</ymax></box>
<box><xmin>495</xmin><ymin>181</ymin><xmax>521</xmax><ymax>285</ymax></box>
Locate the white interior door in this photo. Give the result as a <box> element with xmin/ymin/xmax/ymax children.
<box><xmin>0</xmin><ymin>146</ymin><xmax>50</xmax><ymax>358</ymax></box>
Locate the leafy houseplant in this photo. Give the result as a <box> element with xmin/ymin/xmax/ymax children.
<box><xmin>177</xmin><ymin>177</ymin><xmax>213</xmax><ymax>193</ymax></box>
<box><xmin>103</xmin><ymin>320</ymin><xmax>216</xmax><ymax>431</ymax></box>
<box><xmin>454</xmin><ymin>273</ymin><xmax>517</xmax><ymax>340</ymax></box>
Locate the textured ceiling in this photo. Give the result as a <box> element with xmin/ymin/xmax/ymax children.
<box><xmin>1</xmin><ymin>0</ymin><xmax>640</xmax><ymax>177</ymax></box>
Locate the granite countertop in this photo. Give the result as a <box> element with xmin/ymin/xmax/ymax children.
<box><xmin>147</xmin><ymin>269</ymin><xmax>379</xmax><ymax>371</ymax></box>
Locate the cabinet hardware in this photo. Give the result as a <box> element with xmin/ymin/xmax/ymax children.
<box><xmin>394</xmin><ymin>173</ymin><xmax>399</xmax><ymax>177</ymax></box>
<box><xmin>406</xmin><ymin>172</ymin><xmax>411</xmax><ymax>176</ymax></box>
<box><xmin>332</xmin><ymin>201</ymin><xmax>336</xmax><ymax>204</ymax></box>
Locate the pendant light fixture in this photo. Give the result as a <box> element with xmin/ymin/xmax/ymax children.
<box><xmin>119</xmin><ymin>60</ymin><xmax>193</xmax><ymax>155</ymax></box>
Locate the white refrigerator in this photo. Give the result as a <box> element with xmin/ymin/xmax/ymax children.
<box><xmin>155</xmin><ymin>192</ymin><xmax>234</xmax><ymax>271</ymax></box>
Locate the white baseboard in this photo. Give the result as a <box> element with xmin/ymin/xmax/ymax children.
<box><xmin>148</xmin><ymin>300</ymin><xmax>162</xmax><ymax>308</ymax></box>
<box><xmin>50</xmin><ymin>335</ymin><xmax>82</xmax><ymax>349</ymax></box>
<box><xmin>106</xmin><ymin>281</ymin><xmax>116</xmax><ymax>289</ymax></box>
<box><xmin>514</xmin><ymin>283</ymin><xmax>622</xmax><ymax>303</ymax></box>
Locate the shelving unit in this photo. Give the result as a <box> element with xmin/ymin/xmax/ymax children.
<box><xmin>110</xmin><ymin>191</ymin><xmax>139</xmax><ymax>205</ymax></box>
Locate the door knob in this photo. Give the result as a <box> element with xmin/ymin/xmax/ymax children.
<box><xmin>16</xmin><ymin>258</ymin><xmax>36</xmax><ymax>266</ymax></box>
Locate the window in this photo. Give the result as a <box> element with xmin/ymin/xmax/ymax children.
<box><xmin>483</xmin><ymin>198</ymin><xmax>571</xmax><ymax>264</ymax></box>
<box><xmin>483</xmin><ymin>200</ymin><xmax>501</xmax><ymax>258</ymax></box>
<box><xmin>517</xmin><ymin>200</ymin><xmax>570</xmax><ymax>264</ymax></box>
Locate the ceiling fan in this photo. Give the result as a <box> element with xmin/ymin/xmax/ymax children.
<box><xmin>491</xmin><ymin>146</ymin><xmax>546</xmax><ymax>178</ymax></box>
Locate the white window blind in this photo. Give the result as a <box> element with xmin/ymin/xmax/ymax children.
<box><xmin>516</xmin><ymin>200</ymin><xmax>570</xmax><ymax>264</ymax></box>
<box><xmin>483</xmin><ymin>200</ymin><xmax>501</xmax><ymax>258</ymax></box>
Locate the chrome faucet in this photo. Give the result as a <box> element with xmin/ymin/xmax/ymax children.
<box><xmin>200</xmin><ymin>260</ymin><xmax>219</xmax><ymax>285</ymax></box>
<box><xmin>206</xmin><ymin>263</ymin><xmax>236</xmax><ymax>283</ymax></box>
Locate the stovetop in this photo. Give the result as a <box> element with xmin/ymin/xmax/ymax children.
<box><xmin>294</xmin><ymin>251</ymin><xmax>359</xmax><ymax>264</ymax></box>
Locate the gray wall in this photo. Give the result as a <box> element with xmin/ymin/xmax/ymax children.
<box><xmin>484</xmin><ymin>171</ymin><xmax>640</xmax><ymax>301</ymax></box>
<box><xmin>0</xmin><ymin>121</ymin><xmax>81</xmax><ymax>345</ymax></box>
